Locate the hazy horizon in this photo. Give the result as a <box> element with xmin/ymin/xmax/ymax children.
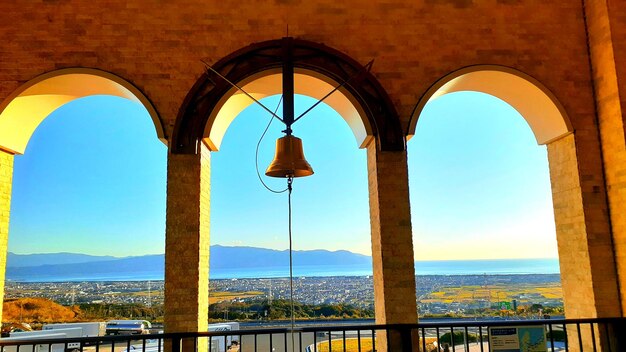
<box><xmin>5</xmin><ymin>247</ymin><xmax>561</xmax><ymax>282</ymax></box>
<box><xmin>7</xmin><ymin>245</ymin><xmax>559</xmax><ymax>262</ymax></box>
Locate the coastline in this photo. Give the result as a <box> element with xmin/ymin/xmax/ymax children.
<box><xmin>6</xmin><ymin>272</ymin><xmax>562</xmax><ymax>284</ymax></box>
<box><xmin>6</xmin><ymin>258</ymin><xmax>560</xmax><ymax>282</ymax></box>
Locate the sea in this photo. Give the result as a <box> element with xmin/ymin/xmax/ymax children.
<box><xmin>213</xmin><ymin>258</ymin><xmax>559</xmax><ymax>279</ymax></box>
<box><xmin>7</xmin><ymin>258</ymin><xmax>560</xmax><ymax>282</ymax></box>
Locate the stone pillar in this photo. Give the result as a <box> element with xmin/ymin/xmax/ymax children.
<box><xmin>0</xmin><ymin>150</ymin><xmax>13</xmax><ymax>322</ymax></box>
<box><xmin>548</xmin><ymin>134</ymin><xmax>621</xmax><ymax>351</ymax></box>
<box><xmin>585</xmin><ymin>0</ymin><xmax>626</xmax><ymax>318</ymax></box>
<box><xmin>366</xmin><ymin>141</ymin><xmax>419</xmax><ymax>352</ymax></box>
<box><xmin>164</xmin><ymin>143</ymin><xmax>210</xmax><ymax>352</ymax></box>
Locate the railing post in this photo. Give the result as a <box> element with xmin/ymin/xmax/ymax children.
<box><xmin>606</xmin><ymin>319</ymin><xmax>626</xmax><ymax>352</ymax></box>
<box><xmin>386</xmin><ymin>325</ymin><xmax>419</xmax><ymax>352</ymax></box>
<box><xmin>399</xmin><ymin>326</ymin><xmax>414</xmax><ymax>352</ymax></box>
<box><xmin>172</xmin><ymin>337</ymin><xmax>181</xmax><ymax>352</ymax></box>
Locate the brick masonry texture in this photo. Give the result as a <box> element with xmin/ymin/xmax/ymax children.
<box><xmin>548</xmin><ymin>134</ymin><xmax>620</xmax><ymax>318</ymax></box>
<box><xmin>0</xmin><ymin>151</ymin><xmax>12</xmax><ymax>321</ymax></box>
<box><xmin>367</xmin><ymin>142</ymin><xmax>419</xmax><ymax>351</ymax></box>
<box><xmin>367</xmin><ymin>142</ymin><xmax>417</xmax><ymax>325</ymax></box>
<box><xmin>0</xmin><ymin>1</ymin><xmax>598</xmax><ymax>137</ymax></box>
<box><xmin>0</xmin><ymin>0</ymin><xmax>625</xmax><ymax>342</ymax></box>
<box><xmin>585</xmin><ymin>0</ymin><xmax>626</xmax><ymax>317</ymax></box>
<box><xmin>163</xmin><ymin>143</ymin><xmax>210</xmax><ymax>345</ymax></box>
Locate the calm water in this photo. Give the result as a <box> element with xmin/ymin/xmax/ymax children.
<box><xmin>7</xmin><ymin>258</ymin><xmax>559</xmax><ymax>282</ymax></box>
<box><xmin>212</xmin><ymin>258</ymin><xmax>559</xmax><ymax>279</ymax></box>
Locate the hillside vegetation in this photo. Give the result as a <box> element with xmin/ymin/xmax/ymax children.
<box><xmin>3</xmin><ymin>298</ymin><xmax>79</xmax><ymax>323</ymax></box>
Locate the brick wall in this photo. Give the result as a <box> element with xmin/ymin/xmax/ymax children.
<box><xmin>604</xmin><ymin>0</ymin><xmax>626</xmax><ymax>139</ymax></box>
<box><xmin>367</xmin><ymin>142</ymin><xmax>419</xmax><ymax>350</ymax></box>
<box><xmin>0</xmin><ymin>151</ymin><xmax>12</xmax><ymax>321</ymax></box>
<box><xmin>585</xmin><ymin>0</ymin><xmax>626</xmax><ymax>316</ymax></box>
<box><xmin>164</xmin><ymin>142</ymin><xmax>210</xmax><ymax>345</ymax></box>
<box><xmin>0</xmin><ymin>1</ymin><xmax>595</xmax><ymax>138</ymax></box>
<box><xmin>548</xmin><ymin>134</ymin><xmax>620</xmax><ymax>318</ymax></box>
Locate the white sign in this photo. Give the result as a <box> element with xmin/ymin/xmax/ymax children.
<box><xmin>488</xmin><ymin>326</ymin><xmax>547</xmax><ymax>352</ymax></box>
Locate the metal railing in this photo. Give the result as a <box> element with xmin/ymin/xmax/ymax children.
<box><xmin>0</xmin><ymin>317</ymin><xmax>623</xmax><ymax>352</ymax></box>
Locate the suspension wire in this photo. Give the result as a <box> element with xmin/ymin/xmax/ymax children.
<box><xmin>291</xmin><ymin>59</ymin><xmax>374</xmax><ymax>125</ymax></box>
<box><xmin>202</xmin><ymin>60</ymin><xmax>285</xmax><ymax>124</ymax></box>
<box><xmin>287</xmin><ymin>176</ymin><xmax>296</xmax><ymax>351</ymax></box>
<box><xmin>255</xmin><ymin>96</ymin><xmax>288</xmax><ymax>193</ymax></box>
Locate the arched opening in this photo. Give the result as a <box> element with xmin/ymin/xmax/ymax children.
<box><xmin>409</xmin><ymin>65</ymin><xmax>618</xmax><ymax>328</ymax></box>
<box><xmin>171</xmin><ymin>38</ymin><xmax>404</xmax><ymax>154</ymax></box>
<box><xmin>409</xmin><ymin>91</ymin><xmax>562</xmax><ymax>316</ymax></box>
<box><xmin>203</xmin><ymin>70</ymin><xmax>373</xmax><ymax>151</ymax></box>
<box><xmin>0</xmin><ymin>68</ymin><xmax>166</xmax><ymax>321</ymax></box>
<box><xmin>0</xmin><ymin>68</ymin><xmax>165</xmax><ymax>155</ymax></box>
<box><xmin>408</xmin><ymin>65</ymin><xmax>573</xmax><ymax>145</ymax></box>
<box><xmin>165</xmin><ymin>38</ymin><xmax>417</xmax><ymax>351</ymax></box>
<box><xmin>208</xmin><ymin>94</ymin><xmax>372</xmax><ymax>326</ymax></box>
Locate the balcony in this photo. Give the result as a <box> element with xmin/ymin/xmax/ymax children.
<box><xmin>1</xmin><ymin>318</ymin><xmax>624</xmax><ymax>352</ymax></box>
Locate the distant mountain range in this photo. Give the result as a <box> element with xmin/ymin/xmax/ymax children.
<box><xmin>5</xmin><ymin>247</ymin><xmax>559</xmax><ymax>282</ymax></box>
<box><xmin>7</xmin><ymin>252</ymin><xmax>119</xmax><ymax>267</ymax></box>
<box><xmin>6</xmin><ymin>245</ymin><xmax>372</xmax><ymax>281</ymax></box>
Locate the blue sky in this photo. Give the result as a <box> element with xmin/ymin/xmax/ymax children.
<box><xmin>7</xmin><ymin>92</ymin><xmax>558</xmax><ymax>260</ymax></box>
<box><xmin>410</xmin><ymin>93</ymin><xmax>557</xmax><ymax>259</ymax></box>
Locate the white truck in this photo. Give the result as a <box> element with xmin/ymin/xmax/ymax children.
<box><xmin>105</xmin><ymin>320</ymin><xmax>152</xmax><ymax>335</ymax></box>
<box><xmin>3</xmin><ymin>328</ymin><xmax>83</xmax><ymax>352</ymax></box>
<box><xmin>43</xmin><ymin>322</ymin><xmax>106</xmax><ymax>340</ymax></box>
<box><xmin>207</xmin><ymin>322</ymin><xmax>240</xmax><ymax>352</ymax></box>
<box><xmin>0</xmin><ymin>333</ymin><xmax>66</xmax><ymax>352</ymax></box>
<box><xmin>120</xmin><ymin>322</ymin><xmax>240</xmax><ymax>352</ymax></box>
<box><xmin>0</xmin><ymin>322</ymin><xmax>107</xmax><ymax>352</ymax></box>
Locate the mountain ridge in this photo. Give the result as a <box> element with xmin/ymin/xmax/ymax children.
<box><xmin>6</xmin><ymin>245</ymin><xmax>372</xmax><ymax>281</ymax></box>
<box><xmin>7</xmin><ymin>245</ymin><xmax>370</xmax><ymax>268</ymax></box>
<box><xmin>7</xmin><ymin>252</ymin><xmax>119</xmax><ymax>268</ymax></box>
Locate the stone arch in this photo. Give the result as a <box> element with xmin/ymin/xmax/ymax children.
<box><xmin>407</xmin><ymin>64</ymin><xmax>622</xmax><ymax>342</ymax></box>
<box><xmin>408</xmin><ymin>65</ymin><xmax>573</xmax><ymax>145</ymax></box>
<box><xmin>171</xmin><ymin>38</ymin><xmax>405</xmax><ymax>154</ymax></box>
<box><xmin>0</xmin><ymin>67</ymin><xmax>165</xmax><ymax>155</ymax></box>
<box><xmin>0</xmin><ymin>67</ymin><xmax>166</xmax><ymax>324</ymax></box>
<box><xmin>165</xmin><ymin>38</ymin><xmax>418</xmax><ymax>351</ymax></box>
<box><xmin>202</xmin><ymin>71</ymin><xmax>374</xmax><ymax>151</ymax></box>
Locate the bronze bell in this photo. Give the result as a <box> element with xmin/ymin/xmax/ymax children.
<box><xmin>265</xmin><ymin>135</ymin><xmax>314</xmax><ymax>178</ymax></box>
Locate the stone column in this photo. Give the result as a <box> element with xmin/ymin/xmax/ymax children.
<box><xmin>164</xmin><ymin>143</ymin><xmax>211</xmax><ymax>352</ymax></box>
<box><xmin>0</xmin><ymin>150</ymin><xmax>13</xmax><ymax>322</ymax></box>
<box><xmin>585</xmin><ymin>0</ymin><xmax>626</xmax><ymax>319</ymax></box>
<box><xmin>583</xmin><ymin>2</ymin><xmax>626</xmax><ymax>348</ymax></box>
<box><xmin>548</xmin><ymin>134</ymin><xmax>621</xmax><ymax>351</ymax></box>
<box><xmin>366</xmin><ymin>141</ymin><xmax>419</xmax><ymax>352</ymax></box>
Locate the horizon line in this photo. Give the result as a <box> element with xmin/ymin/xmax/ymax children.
<box><xmin>8</xmin><ymin>245</ymin><xmax>559</xmax><ymax>262</ymax></box>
